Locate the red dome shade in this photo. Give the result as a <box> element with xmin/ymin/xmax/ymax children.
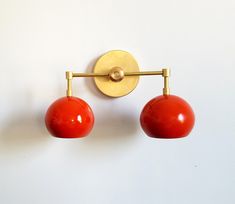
<box><xmin>140</xmin><ymin>95</ymin><xmax>195</xmax><ymax>139</ymax></box>
<box><xmin>45</xmin><ymin>97</ymin><xmax>94</xmax><ymax>138</ymax></box>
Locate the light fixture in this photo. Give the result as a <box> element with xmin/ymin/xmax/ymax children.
<box><xmin>45</xmin><ymin>50</ymin><xmax>195</xmax><ymax>139</ymax></box>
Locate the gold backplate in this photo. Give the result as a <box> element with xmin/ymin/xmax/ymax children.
<box><xmin>93</xmin><ymin>50</ymin><xmax>140</xmax><ymax>97</ymax></box>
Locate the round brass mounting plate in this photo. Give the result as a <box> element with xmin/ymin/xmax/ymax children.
<box><xmin>93</xmin><ymin>50</ymin><xmax>140</xmax><ymax>97</ymax></box>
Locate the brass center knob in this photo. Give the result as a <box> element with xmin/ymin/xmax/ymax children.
<box><xmin>108</xmin><ymin>67</ymin><xmax>125</xmax><ymax>82</ymax></box>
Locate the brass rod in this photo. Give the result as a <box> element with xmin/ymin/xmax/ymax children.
<box><xmin>124</xmin><ymin>71</ymin><xmax>163</xmax><ymax>76</ymax></box>
<box><xmin>72</xmin><ymin>70</ymin><xmax>163</xmax><ymax>78</ymax></box>
<box><xmin>72</xmin><ymin>73</ymin><xmax>107</xmax><ymax>77</ymax></box>
<box><xmin>67</xmin><ymin>79</ymin><xmax>72</xmax><ymax>96</ymax></box>
<box><xmin>162</xmin><ymin>69</ymin><xmax>170</xmax><ymax>95</ymax></box>
<box><xmin>66</xmin><ymin>71</ymin><xmax>73</xmax><ymax>96</ymax></box>
<box><xmin>164</xmin><ymin>76</ymin><xmax>169</xmax><ymax>88</ymax></box>
<box><xmin>163</xmin><ymin>76</ymin><xmax>170</xmax><ymax>95</ymax></box>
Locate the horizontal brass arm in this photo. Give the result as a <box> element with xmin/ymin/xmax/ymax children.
<box><xmin>72</xmin><ymin>70</ymin><xmax>163</xmax><ymax>77</ymax></box>
<box><xmin>66</xmin><ymin>68</ymin><xmax>170</xmax><ymax>97</ymax></box>
<box><xmin>72</xmin><ymin>73</ymin><xmax>107</xmax><ymax>77</ymax></box>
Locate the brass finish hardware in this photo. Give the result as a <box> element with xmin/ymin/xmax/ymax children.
<box><xmin>65</xmin><ymin>50</ymin><xmax>170</xmax><ymax>97</ymax></box>
<box><xmin>108</xmin><ymin>67</ymin><xmax>125</xmax><ymax>82</ymax></box>
<box><xmin>65</xmin><ymin>71</ymin><xmax>73</xmax><ymax>97</ymax></box>
<box><xmin>162</xmin><ymin>68</ymin><xmax>170</xmax><ymax>95</ymax></box>
<box><xmin>93</xmin><ymin>50</ymin><xmax>140</xmax><ymax>97</ymax></box>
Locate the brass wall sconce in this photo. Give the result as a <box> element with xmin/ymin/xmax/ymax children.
<box><xmin>45</xmin><ymin>50</ymin><xmax>195</xmax><ymax>139</ymax></box>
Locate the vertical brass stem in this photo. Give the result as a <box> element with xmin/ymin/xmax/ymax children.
<box><xmin>66</xmin><ymin>71</ymin><xmax>73</xmax><ymax>97</ymax></box>
<box><xmin>162</xmin><ymin>69</ymin><xmax>170</xmax><ymax>95</ymax></box>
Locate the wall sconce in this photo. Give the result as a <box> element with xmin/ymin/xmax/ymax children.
<box><xmin>45</xmin><ymin>50</ymin><xmax>195</xmax><ymax>139</ymax></box>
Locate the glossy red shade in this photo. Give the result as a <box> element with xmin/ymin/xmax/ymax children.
<box><xmin>140</xmin><ymin>95</ymin><xmax>195</xmax><ymax>139</ymax></box>
<box><xmin>45</xmin><ymin>96</ymin><xmax>94</xmax><ymax>138</ymax></box>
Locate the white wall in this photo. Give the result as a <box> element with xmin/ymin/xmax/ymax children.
<box><xmin>0</xmin><ymin>0</ymin><xmax>235</xmax><ymax>203</ymax></box>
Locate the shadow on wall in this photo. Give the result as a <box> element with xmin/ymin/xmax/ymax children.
<box><xmin>0</xmin><ymin>112</ymin><xmax>51</xmax><ymax>157</ymax></box>
<box><xmin>66</xmin><ymin>111</ymin><xmax>139</xmax><ymax>158</ymax></box>
<box><xmin>0</xmin><ymin>110</ymin><xmax>139</xmax><ymax>157</ymax></box>
<box><xmin>94</xmin><ymin>111</ymin><xmax>138</xmax><ymax>143</ymax></box>
<box><xmin>84</xmin><ymin>56</ymin><xmax>106</xmax><ymax>99</ymax></box>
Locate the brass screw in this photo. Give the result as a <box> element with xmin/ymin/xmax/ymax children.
<box><xmin>108</xmin><ymin>67</ymin><xmax>125</xmax><ymax>82</ymax></box>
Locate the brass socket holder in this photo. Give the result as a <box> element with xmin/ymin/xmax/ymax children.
<box><xmin>65</xmin><ymin>50</ymin><xmax>170</xmax><ymax>98</ymax></box>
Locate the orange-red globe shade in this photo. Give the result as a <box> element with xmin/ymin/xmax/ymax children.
<box><xmin>140</xmin><ymin>95</ymin><xmax>195</xmax><ymax>139</ymax></box>
<box><xmin>45</xmin><ymin>96</ymin><xmax>94</xmax><ymax>138</ymax></box>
